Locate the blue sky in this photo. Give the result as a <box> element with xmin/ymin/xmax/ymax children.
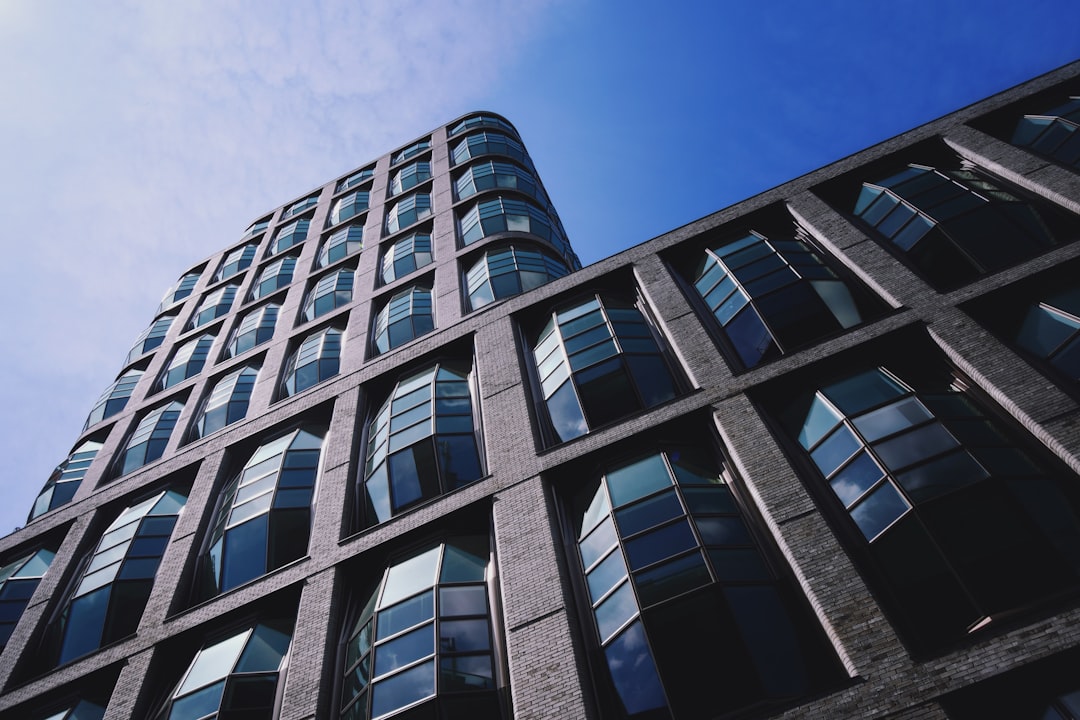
<box><xmin>1</xmin><ymin>0</ymin><xmax>1079</xmax><ymax>536</ymax></box>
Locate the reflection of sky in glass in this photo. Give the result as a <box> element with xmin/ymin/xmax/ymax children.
<box><xmin>605</xmin><ymin>622</ymin><xmax>666</xmax><ymax>714</ymax></box>
<box><xmin>371</xmin><ymin>661</ymin><xmax>435</xmax><ymax>718</ymax></box>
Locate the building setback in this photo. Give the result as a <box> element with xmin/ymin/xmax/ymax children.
<box><xmin>3</xmin><ymin>61</ymin><xmax>1080</xmax><ymax>719</ymax></box>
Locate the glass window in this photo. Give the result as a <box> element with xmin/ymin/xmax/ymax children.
<box><xmin>126</xmin><ymin>315</ymin><xmax>174</xmax><ymax>365</ymax></box>
<box><xmin>190</xmin><ymin>285</ymin><xmax>238</xmax><ymax>330</ymax></box>
<box><xmin>328</xmin><ymin>191</ymin><xmax>369</xmax><ymax>227</ymax></box>
<box><xmin>385</xmin><ymin>193</ymin><xmax>432</xmax><ymax>234</ymax></box>
<box><xmin>283</xmin><ymin>193</ymin><xmax>319</xmax><ymax>219</ymax></box>
<box><xmin>372</xmin><ymin>285</ymin><xmax>433</xmax><ymax>355</ymax></box>
<box><xmin>215</xmin><ymin>244</ymin><xmax>258</xmax><ymax>282</ymax></box>
<box><xmin>454</xmin><ymin>159</ymin><xmax>543</xmax><ymax>204</ymax></box>
<box><xmin>199</xmin><ymin>428</ymin><xmax>323</xmax><ymax>596</ymax></box>
<box><xmin>529</xmin><ymin>293</ymin><xmax>679</xmax><ymax>443</ymax></box>
<box><xmin>159</xmin><ymin>334</ymin><xmax>215</xmax><ymax>390</ymax></box>
<box><xmin>193</xmin><ymin>365</ymin><xmax>259</xmax><ymax>439</ymax></box>
<box><xmin>280</xmin><ymin>326</ymin><xmax>343</xmax><ymax>397</ymax></box>
<box><xmin>777</xmin><ymin>362</ymin><xmax>1080</xmax><ymax>650</ymax></box>
<box><xmin>116</xmin><ymin>400</ymin><xmax>184</xmax><ymax>476</ymax></box>
<box><xmin>390</xmin><ymin>161</ymin><xmax>432</xmax><ymax>196</ymax></box>
<box><xmin>1014</xmin><ymin>284</ymin><xmax>1080</xmax><ymax>385</ymax></box>
<box><xmin>690</xmin><ymin>231</ymin><xmax>880</xmax><ymax>369</ymax></box>
<box><xmin>45</xmin><ymin>489</ymin><xmax>187</xmax><ymax>665</ymax></box>
<box><xmin>853</xmin><ymin>164</ymin><xmax>1059</xmax><ymax>289</ymax></box>
<box><xmin>250</xmin><ymin>256</ymin><xmax>296</xmax><ymax>300</ymax></box>
<box><xmin>563</xmin><ymin>446</ymin><xmax>841</xmax><ymax>717</ymax></box>
<box><xmin>271</xmin><ymin>219</ymin><xmax>309</xmax><ymax>255</ymax></box>
<box><xmin>380</xmin><ymin>232</ymin><xmax>433</xmax><ymax>284</ymax></box>
<box><xmin>1011</xmin><ymin>96</ymin><xmax>1080</xmax><ymax>171</ymax></box>
<box><xmin>302</xmin><ymin>268</ymin><xmax>354</xmax><ymax>322</ymax></box>
<box><xmin>157</xmin><ymin>271</ymin><xmax>201</xmax><ymax>313</ymax></box>
<box><xmin>84</xmin><ymin>368</ymin><xmax>142</xmax><ymax>429</ymax></box>
<box><xmin>465</xmin><ymin>244</ymin><xmax>569</xmax><ymax>311</ymax></box>
<box><xmin>318</xmin><ymin>225</ymin><xmax>364</xmax><ymax>268</ymax></box>
<box><xmin>29</xmin><ymin>439</ymin><xmax>103</xmax><ymax>522</ymax></box>
<box><xmin>448</xmin><ymin>114</ymin><xmax>516</xmax><ymax>137</ymax></box>
<box><xmin>37</xmin><ymin>699</ymin><xmax>107</xmax><ymax>720</ymax></box>
<box><xmin>391</xmin><ymin>140</ymin><xmax>430</xmax><ymax>166</ymax></box>
<box><xmin>336</xmin><ymin>166</ymin><xmax>374</xmax><ymax>193</ymax></box>
<box><xmin>154</xmin><ymin>618</ymin><xmax>293</xmax><ymax>718</ymax></box>
<box><xmin>243</xmin><ymin>217</ymin><xmax>271</xmax><ymax>239</ymax></box>
<box><xmin>226</xmin><ymin>303</ymin><xmax>279</xmax><ymax>358</ymax></box>
<box><xmin>458</xmin><ymin>195</ymin><xmax>580</xmax><ymax>271</ymax></box>
<box><xmin>0</xmin><ymin>548</ymin><xmax>55</xmax><ymax>649</ymax></box>
<box><xmin>339</xmin><ymin>537</ymin><xmax>503</xmax><ymax>719</ymax></box>
<box><xmin>451</xmin><ymin>131</ymin><xmax>532</xmax><ymax>169</ymax></box>
<box><xmin>360</xmin><ymin>361</ymin><xmax>483</xmax><ymax>525</ymax></box>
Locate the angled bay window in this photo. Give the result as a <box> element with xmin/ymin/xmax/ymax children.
<box><xmin>689</xmin><ymin>230</ymin><xmax>883</xmax><ymax>369</ymax></box>
<box><xmin>360</xmin><ymin>361</ymin><xmax>483</xmax><ymax>525</ymax></box>
<box><xmin>851</xmin><ymin>162</ymin><xmax>1062</xmax><ymax>288</ymax></box>
<box><xmin>385</xmin><ymin>193</ymin><xmax>432</xmax><ymax>235</ymax></box>
<box><xmin>190</xmin><ymin>285</ymin><xmax>238</xmax><ymax>330</ymax></box>
<box><xmin>449</xmin><ymin>113</ymin><xmax>516</xmax><ymax>137</ymax></box>
<box><xmin>157</xmin><ymin>271</ymin><xmax>201</xmax><ymax>313</ymax></box>
<box><xmin>226</xmin><ymin>303</ymin><xmax>279</xmax><ymax>359</ymax></box>
<box><xmin>372</xmin><ymin>285</ymin><xmax>433</xmax><ymax>355</ymax></box>
<box><xmin>339</xmin><ymin>537</ymin><xmax>503</xmax><ymax>719</ymax></box>
<box><xmin>465</xmin><ymin>244</ymin><xmax>569</xmax><ymax>311</ymax></box>
<box><xmin>84</xmin><ymin>368</ymin><xmax>142</xmax><ymax>429</ymax></box>
<box><xmin>29</xmin><ymin>439</ymin><xmax>103</xmax><ymax>522</ymax></box>
<box><xmin>329</xmin><ymin>190</ymin><xmax>369</xmax><ymax>227</ymax></box>
<box><xmin>562</xmin><ymin>444</ymin><xmax>841</xmax><ymax>717</ymax></box>
<box><xmin>126</xmin><ymin>315</ymin><xmax>174</xmax><ymax>365</ymax></box>
<box><xmin>193</xmin><ymin>365</ymin><xmax>259</xmax><ymax>439</ymax></box>
<box><xmin>154</xmin><ymin>618</ymin><xmax>293</xmax><ymax>718</ymax></box>
<box><xmin>251</xmin><ymin>255</ymin><xmax>296</xmax><ymax>300</ymax></box>
<box><xmin>771</xmin><ymin>348</ymin><xmax>1080</xmax><ymax>651</ymax></box>
<box><xmin>454</xmin><ymin>159</ymin><xmax>543</xmax><ymax>204</ymax></box>
<box><xmin>243</xmin><ymin>217</ymin><xmax>271</xmax><ymax>239</ymax></box>
<box><xmin>271</xmin><ymin>219</ymin><xmax>309</xmax><ymax>255</ymax></box>
<box><xmin>458</xmin><ymin>196</ymin><xmax>579</xmax><ymax>270</ymax></box>
<box><xmin>199</xmin><ymin>428</ymin><xmax>323</xmax><ymax>596</ymax></box>
<box><xmin>389</xmin><ymin>161</ymin><xmax>431</xmax><ymax>196</ymax></box>
<box><xmin>45</xmin><ymin>489</ymin><xmax>187</xmax><ymax>665</ymax></box>
<box><xmin>159</xmin><ymin>334</ymin><xmax>215</xmax><ymax>390</ymax></box>
<box><xmin>318</xmin><ymin>225</ymin><xmax>364</xmax><ymax>268</ymax></box>
<box><xmin>0</xmin><ymin>548</ymin><xmax>55</xmax><ymax>649</ymax></box>
<box><xmin>215</xmin><ymin>244</ymin><xmax>258</xmax><ymax>282</ymax></box>
<box><xmin>116</xmin><ymin>400</ymin><xmax>184</xmax><ymax>476</ymax></box>
<box><xmin>451</xmin><ymin>131</ymin><xmax>532</xmax><ymax>169</ymax></box>
<box><xmin>302</xmin><ymin>268</ymin><xmax>354</xmax><ymax>322</ymax></box>
<box><xmin>529</xmin><ymin>292</ymin><xmax>679</xmax><ymax>443</ymax></box>
<box><xmin>337</xmin><ymin>166</ymin><xmax>374</xmax><ymax>193</ymax></box>
<box><xmin>1012</xmin><ymin>96</ymin><xmax>1080</xmax><ymax>171</ymax></box>
<box><xmin>392</xmin><ymin>139</ymin><xmax>430</xmax><ymax>165</ymax></box>
<box><xmin>380</xmin><ymin>232</ymin><xmax>432</xmax><ymax>284</ymax></box>
<box><xmin>283</xmin><ymin>193</ymin><xmax>319</xmax><ymax>219</ymax></box>
<box><xmin>280</xmin><ymin>325</ymin><xmax>343</xmax><ymax>397</ymax></box>
<box><xmin>37</xmin><ymin>699</ymin><xmax>106</xmax><ymax>720</ymax></box>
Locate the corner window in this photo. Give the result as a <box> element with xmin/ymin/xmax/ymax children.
<box><xmin>390</xmin><ymin>161</ymin><xmax>432</xmax><ymax>196</ymax></box>
<box><xmin>199</xmin><ymin>428</ymin><xmax>323</xmax><ymax>596</ymax></box>
<box><xmin>329</xmin><ymin>191</ymin><xmax>369</xmax><ymax>227</ymax></box>
<box><xmin>215</xmin><ymin>244</ymin><xmax>258</xmax><ymax>282</ymax></box>
<box><xmin>451</xmin><ymin>131</ymin><xmax>531</xmax><ymax>169</ymax></box>
<box><xmin>84</xmin><ymin>368</ymin><xmax>142</xmax><ymax>429</ymax></box>
<box><xmin>386</xmin><ymin>193</ymin><xmax>432</xmax><ymax>235</ymax></box>
<box><xmin>283</xmin><ymin>193</ymin><xmax>319</xmax><ymax>219</ymax></box>
<box><xmin>561</xmin><ymin>444</ymin><xmax>842</xmax><ymax>717</ymax></box>
<box><xmin>338</xmin><ymin>537</ymin><xmax>504</xmax><ymax>719</ymax></box>
<box><xmin>448</xmin><ymin>114</ymin><xmax>516</xmax><ymax>137</ymax></box>
<box><xmin>458</xmin><ymin>196</ymin><xmax>579</xmax><ymax>270</ymax></box>
<box><xmin>528</xmin><ymin>292</ymin><xmax>679</xmax><ymax>443</ymax></box>
<box><xmin>190</xmin><ymin>285</ymin><xmax>238</xmax><ymax>330</ymax></box>
<box><xmin>45</xmin><ymin>489</ymin><xmax>187</xmax><ymax>665</ymax></box>
<box><xmin>454</xmin><ymin>159</ymin><xmax>543</xmax><ymax>204</ymax></box>
<box><xmin>271</xmin><ymin>219</ymin><xmax>309</xmax><ymax>255</ymax></box>
<box><xmin>193</xmin><ymin>365</ymin><xmax>259</xmax><ymax>439</ymax></box>
<box><xmin>318</xmin><ymin>225</ymin><xmax>364</xmax><ymax>268</ymax></box>
<box><xmin>1011</xmin><ymin>96</ymin><xmax>1080</xmax><ymax>171</ymax></box>
<box><xmin>280</xmin><ymin>326</ymin><xmax>343</xmax><ymax>397</ymax></box>
<box><xmin>392</xmin><ymin>139</ymin><xmax>430</xmax><ymax>165</ymax></box>
<box><xmin>337</xmin><ymin>166</ymin><xmax>375</xmax><ymax>193</ymax></box>
<box><xmin>243</xmin><ymin>217</ymin><xmax>271</xmax><ymax>239</ymax></box>
<box><xmin>226</xmin><ymin>303</ymin><xmax>279</xmax><ymax>359</ymax></box>
<box><xmin>157</xmin><ymin>271</ymin><xmax>201</xmax><ymax>313</ymax></box>
<box><xmin>302</xmin><ymin>268</ymin><xmax>354</xmax><ymax>322</ymax></box>
<box><xmin>372</xmin><ymin>285</ymin><xmax>433</xmax><ymax>355</ymax></box>
<box><xmin>116</xmin><ymin>400</ymin><xmax>184</xmax><ymax>476</ymax></box>
<box><xmin>154</xmin><ymin>618</ymin><xmax>293</xmax><ymax>718</ymax></box>
<box><xmin>465</xmin><ymin>244</ymin><xmax>569</xmax><ymax>310</ymax></box>
<box><xmin>380</xmin><ymin>232</ymin><xmax>432</xmax><ymax>284</ymax></box>
<box><xmin>0</xmin><ymin>548</ymin><xmax>55</xmax><ymax>649</ymax></box>
<box><xmin>29</xmin><ymin>440</ymin><xmax>103</xmax><ymax>522</ymax></box>
<box><xmin>126</xmin><ymin>315</ymin><xmax>174</xmax><ymax>365</ymax></box>
<box><xmin>360</xmin><ymin>361</ymin><xmax>483</xmax><ymax>525</ymax></box>
<box><xmin>250</xmin><ymin>256</ymin><xmax>296</xmax><ymax>300</ymax></box>
<box><xmin>159</xmin><ymin>334</ymin><xmax>215</xmax><ymax>390</ymax></box>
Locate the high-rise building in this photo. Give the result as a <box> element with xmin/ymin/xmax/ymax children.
<box><xmin>4</xmin><ymin>61</ymin><xmax>1080</xmax><ymax>719</ymax></box>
